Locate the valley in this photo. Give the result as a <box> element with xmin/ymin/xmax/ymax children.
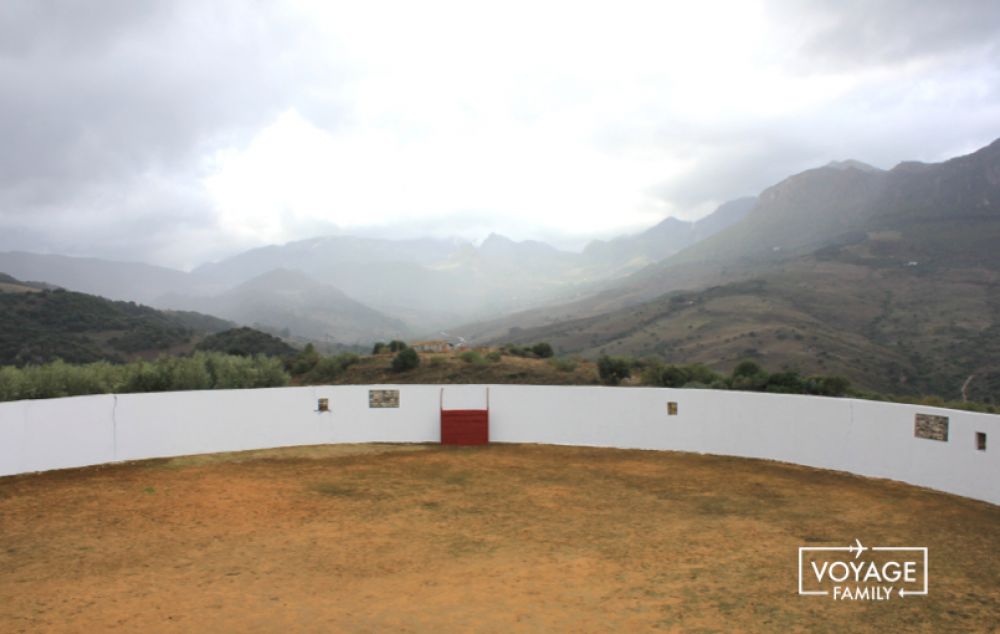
<box><xmin>2</xmin><ymin>138</ymin><xmax>999</xmax><ymax>402</ymax></box>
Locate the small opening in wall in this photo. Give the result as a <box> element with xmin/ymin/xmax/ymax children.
<box><xmin>317</xmin><ymin>398</ymin><xmax>329</xmax><ymax>413</ymax></box>
<box><xmin>976</xmin><ymin>432</ymin><xmax>987</xmax><ymax>451</ymax></box>
<box><xmin>667</xmin><ymin>402</ymin><xmax>678</xmax><ymax>416</ymax></box>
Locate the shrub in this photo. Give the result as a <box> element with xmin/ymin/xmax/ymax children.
<box><xmin>14</xmin><ymin>359</ymin><xmax>98</xmax><ymax>398</ymax></box>
<box><xmin>809</xmin><ymin>375</ymin><xmax>850</xmax><ymax>397</ymax></box>
<box><xmin>428</xmin><ymin>355</ymin><xmax>447</xmax><ymax>367</ymax></box>
<box><xmin>485</xmin><ymin>351</ymin><xmax>502</xmax><ymax>362</ymax></box>
<box><xmin>764</xmin><ymin>371</ymin><xmax>806</xmax><ymax>394</ymax></box>
<box><xmin>501</xmin><ymin>344</ymin><xmax>534</xmax><ymax>358</ymax></box>
<box><xmin>194</xmin><ymin>327</ymin><xmax>295</xmax><ymax>357</ymax></box>
<box><xmin>657</xmin><ymin>365</ymin><xmax>689</xmax><ymax>388</ymax></box>
<box><xmin>372</xmin><ymin>342</ymin><xmax>388</xmax><ymax>355</ymax></box>
<box><xmin>687</xmin><ymin>364</ymin><xmax>723</xmax><ymax>385</ymax></box>
<box><xmin>0</xmin><ymin>365</ymin><xmax>25</xmax><ymax>401</ymax></box>
<box><xmin>730</xmin><ymin>360</ymin><xmax>768</xmax><ymax>391</ymax></box>
<box><xmin>247</xmin><ymin>354</ymin><xmax>290</xmax><ymax>388</ymax></box>
<box><xmin>202</xmin><ymin>353</ymin><xmax>289</xmax><ymax>390</ymax></box>
<box><xmin>459</xmin><ymin>350</ymin><xmax>485</xmax><ymax>365</ymax></box>
<box><xmin>641</xmin><ymin>363</ymin><xmax>684</xmax><ymax>388</ymax></box>
<box><xmin>683</xmin><ymin>381</ymin><xmax>712</xmax><ymax>389</ymax></box>
<box><xmin>300</xmin><ymin>353</ymin><xmax>360</xmax><ymax>384</ymax></box>
<box><xmin>639</xmin><ymin>362</ymin><xmax>662</xmax><ymax>386</ymax></box>
<box><xmin>548</xmin><ymin>357</ymin><xmax>577</xmax><ymax>372</ymax></box>
<box><xmin>597</xmin><ymin>355</ymin><xmax>632</xmax><ymax>386</ymax></box>
<box><xmin>166</xmin><ymin>356</ymin><xmax>214</xmax><ymax>391</ymax></box>
<box><xmin>531</xmin><ymin>342</ymin><xmax>554</xmax><ymax>358</ymax></box>
<box><xmin>289</xmin><ymin>343</ymin><xmax>320</xmax><ymax>375</ymax></box>
<box><xmin>732</xmin><ymin>360</ymin><xmax>764</xmax><ymax>378</ymax></box>
<box><xmin>642</xmin><ymin>363</ymin><xmax>725</xmax><ymax>389</ymax></box>
<box><xmin>388</xmin><ymin>340</ymin><xmax>408</xmax><ymax>353</ymax></box>
<box><xmin>391</xmin><ymin>347</ymin><xmax>420</xmax><ymax>372</ymax></box>
<box><xmin>125</xmin><ymin>359</ymin><xmax>173</xmax><ymax>393</ymax></box>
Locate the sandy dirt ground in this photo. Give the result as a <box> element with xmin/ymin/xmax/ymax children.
<box><xmin>1</xmin><ymin>443</ymin><xmax>997</xmax><ymax>633</ymax></box>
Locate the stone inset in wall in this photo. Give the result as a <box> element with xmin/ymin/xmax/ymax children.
<box><xmin>667</xmin><ymin>402</ymin><xmax>678</xmax><ymax>416</ymax></box>
<box><xmin>914</xmin><ymin>413</ymin><xmax>949</xmax><ymax>442</ymax></box>
<box><xmin>369</xmin><ymin>389</ymin><xmax>400</xmax><ymax>408</ymax></box>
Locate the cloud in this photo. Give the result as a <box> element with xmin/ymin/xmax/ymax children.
<box><xmin>0</xmin><ymin>1</ymin><xmax>328</xmax><ymax>266</ymax></box>
<box><xmin>0</xmin><ymin>0</ymin><xmax>999</xmax><ymax>267</ymax></box>
<box><xmin>771</xmin><ymin>0</ymin><xmax>1000</xmax><ymax>71</ymax></box>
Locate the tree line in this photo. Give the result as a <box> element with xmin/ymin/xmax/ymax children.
<box><xmin>0</xmin><ymin>352</ymin><xmax>289</xmax><ymax>402</ymax></box>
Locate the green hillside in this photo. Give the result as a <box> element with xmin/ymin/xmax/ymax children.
<box><xmin>499</xmin><ymin>247</ymin><xmax>1000</xmax><ymax>402</ymax></box>
<box><xmin>0</xmin><ymin>279</ymin><xmax>233</xmax><ymax>366</ymax></box>
<box><xmin>195</xmin><ymin>327</ymin><xmax>297</xmax><ymax>357</ymax></box>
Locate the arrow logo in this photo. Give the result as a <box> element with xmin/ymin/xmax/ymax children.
<box><xmin>848</xmin><ymin>538</ymin><xmax>867</xmax><ymax>559</ymax></box>
<box><xmin>798</xmin><ymin>542</ymin><xmax>929</xmax><ymax>598</ymax></box>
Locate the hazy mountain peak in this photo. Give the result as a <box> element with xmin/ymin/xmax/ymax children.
<box><xmin>968</xmin><ymin>136</ymin><xmax>1000</xmax><ymax>156</ymax></box>
<box><xmin>0</xmin><ymin>251</ymin><xmax>193</xmax><ymax>303</ymax></box>
<box><xmin>478</xmin><ymin>233</ymin><xmax>566</xmax><ymax>257</ymax></box>
<box><xmin>890</xmin><ymin>160</ymin><xmax>932</xmax><ymax>173</ymax></box>
<box><xmin>165</xmin><ymin>266</ymin><xmax>405</xmax><ymax>343</ymax></box>
<box><xmin>761</xmin><ymin>159</ymin><xmax>886</xmax><ymax>202</ymax></box>
<box><xmin>236</xmin><ymin>267</ymin><xmax>325</xmax><ymax>292</ymax></box>
<box><xmin>480</xmin><ymin>232</ymin><xmax>515</xmax><ymax>247</ymax></box>
<box><xmin>825</xmin><ymin>159</ymin><xmax>883</xmax><ymax>173</ymax></box>
<box><xmin>890</xmin><ymin>136</ymin><xmax>1000</xmax><ymax>174</ymax></box>
<box><xmin>580</xmin><ymin>197</ymin><xmax>756</xmax><ymax>275</ymax></box>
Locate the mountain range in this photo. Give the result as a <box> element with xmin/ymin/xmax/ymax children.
<box><xmin>474</xmin><ymin>138</ymin><xmax>1000</xmax><ymax>401</ymax></box>
<box><xmin>0</xmin><ymin>196</ymin><xmax>751</xmax><ymax>341</ymax></box>
<box><xmin>2</xmin><ymin>137</ymin><xmax>999</xmax><ymax>401</ymax></box>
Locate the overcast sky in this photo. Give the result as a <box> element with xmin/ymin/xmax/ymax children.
<box><xmin>1</xmin><ymin>0</ymin><xmax>998</xmax><ymax>269</ymax></box>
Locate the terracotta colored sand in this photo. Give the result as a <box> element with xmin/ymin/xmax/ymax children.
<box><xmin>1</xmin><ymin>444</ymin><xmax>997</xmax><ymax>633</ymax></box>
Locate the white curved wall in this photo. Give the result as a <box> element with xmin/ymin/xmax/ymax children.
<box><xmin>0</xmin><ymin>385</ymin><xmax>996</xmax><ymax>505</ymax></box>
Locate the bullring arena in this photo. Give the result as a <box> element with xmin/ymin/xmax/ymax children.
<box><xmin>1</xmin><ymin>385</ymin><xmax>998</xmax><ymax>632</ymax></box>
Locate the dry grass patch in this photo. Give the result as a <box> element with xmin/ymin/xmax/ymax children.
<box><xmin>0</xmin><ymin>444</ymin><xmax>997</xmax><ymax>633</ymax></box>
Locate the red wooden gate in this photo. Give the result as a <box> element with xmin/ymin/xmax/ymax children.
<box><xmin>440</xmin><ymin>387</ymin><xmax>489</xmax><ymax>445</ymax></box>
